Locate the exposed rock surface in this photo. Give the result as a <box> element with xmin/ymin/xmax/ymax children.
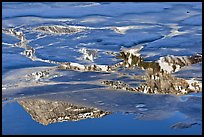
<box><xmin>101</xmin><ymin>45</ymin><xmax>202</xmax><ymax>95</ymax></box>
<box><xmin>18</xmin><ymin>99</ymin><xmax>111</xmax><ymax>125</ymax></box>
<box><xmin>33</xmin><ymin>25</ymin><xmax>87</xmax><ymax>35</ymax></box>
<box><xmin>2</xmin><ymin>27</ymin><xmax>202</xmax><ymax>96</ymax></box>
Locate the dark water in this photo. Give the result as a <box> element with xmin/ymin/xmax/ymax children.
<box><xmin>2</xmin><ymin>2</ymin><xmax>202</xmax><ymax>135</ymax></box>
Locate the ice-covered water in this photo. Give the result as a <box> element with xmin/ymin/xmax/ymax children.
<box><xmin>2</xmin><ymin>2</ymin><xmax>202</xmax><ymax>135</ymax></box>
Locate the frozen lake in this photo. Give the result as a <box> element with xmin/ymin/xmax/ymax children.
<box><xmin>2</xmin><ymin>2</ymin><xmax>202</xmax><ymax>135</ymax></box>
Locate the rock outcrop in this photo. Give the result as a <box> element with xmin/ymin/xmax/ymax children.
<box><xmin>33</xmin><ymin>25</ymin><xmax>87</xmax><ymax>35</ymax></box>
<box><xmin>101</xmin><ymin>45</ymin><xmax>202</xmax><ymax>95</ymax></box>
<box><xmin>18</xmin><ymin>99</ymin><xmax>111</xmax><ymax>125</ymax></box>
<box><xmin>2</xmin><ymin>27</ymin><xmax>202</xmax><ymax>96</ymax></box>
